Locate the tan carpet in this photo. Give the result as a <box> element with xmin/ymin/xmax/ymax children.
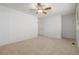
<box><xmin>0</xmin><ymin>36</ymin><xmax>79</xmax><ymax>55</ymax></box>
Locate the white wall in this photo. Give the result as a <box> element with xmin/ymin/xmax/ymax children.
<box><xmin>39</xmin><ymin>14</ymin><xmax>62</xmax><ymax>39</ymax></box>
<box><xmin>76</xmin><ymin>3</ymin><xmax>79</xmax><ymax>48</ymax></box>
<box><xmin>0</xmin><ymin>5</ymin><xmax>38</xmax><ymax>46</ymax></box>
<box><xmin>38</xmin><ymin>18</ymin><xmax>44</xmax><ymax>35</ymax></box>
<box><xmin>62</xmin><ymin>14</ymin><xmax>76</xmax><ymax>39</ymax></box>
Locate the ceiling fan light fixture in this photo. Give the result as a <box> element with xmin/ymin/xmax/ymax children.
<box><xmin>37</xmin><ymin>9</ymin><xmax>43</xmax><ymax>14</ymax></box>
<box><xmin>31</xmin><ymin>3</ymin><xmax>53</xmax><ymax>15</ymax></box>
<box><xmin>37</xmin><ymin>3</ymin><xmax>52</xmax><ymax>15</ymax></box>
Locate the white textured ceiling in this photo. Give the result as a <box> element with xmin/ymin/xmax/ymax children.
<box><xmin>51</xmin><ymin>3</ymin><xmax>76</xmax><ymax>15</ymax></box>
<box><xmin>0</xmin><ymin>3</ymin><xmax>77</xmax><ymax>17</ymax></box>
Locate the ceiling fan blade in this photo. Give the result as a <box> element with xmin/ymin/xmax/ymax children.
<box><xmin>37</xmin><ymin>3</ymin><xmax>41</xmax><ymax>5</ymax></box>
<box><xmin>44</xmin><ymin>7</ymin><xmax>52</xmax><ymax>10</ymax></box>
<box><xmin>43</xmin><ymin>11</ymin><xmax>47</xmax><ymax>14</ymax></box>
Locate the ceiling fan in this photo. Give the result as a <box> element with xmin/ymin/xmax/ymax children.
<box><xmin>30</xmin><ymin>3</ymin><xmax>52</xmax><ymax>15</ymax></box>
